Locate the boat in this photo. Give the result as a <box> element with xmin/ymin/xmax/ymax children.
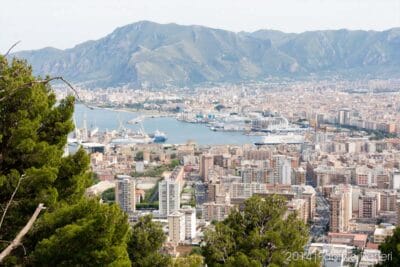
<box><xmin>153</xmin><ymin>130</ymin><xmax>167</xmax><ymax>143</ymax></box>
<box><xmin>111</xmin><ymin>118</ymin><xmax>153</xmax><ymax>145</ymax></box>
<box><xmin>255</xmin><ymin>133</ymin><xmax>305</xmax><ymax>145</ymax></box>
<box><xmin>110</xmin><ymin>131</ymin><xmax>153</xmax><ymax>145</ymax></box>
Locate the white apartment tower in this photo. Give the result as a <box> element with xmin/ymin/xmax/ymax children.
<box><xmin>168</xmin><ymin>211</ymin><xmax>185</xmax><ymax>243</ymax></box>
<box><xmin>180</xmin><ymin>205</ymin><xmax>197</xmax><ymax>240</ymax></box>
<box><xmin>159</xmin><ymin>179</ymin><xmax>180</xmax><ymax>216</ymax></box>
<box><xmin>273</xmin><ymin>155</ymin><xmax>292</xmax><ymax>185</ymax></box>
<box><xmin>392</xmin><ymin>169</ymin><xmax>400</xmax><ymax>189</ymax></box>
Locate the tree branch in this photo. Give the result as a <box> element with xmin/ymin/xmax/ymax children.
<box><xmin>3</xmin><ymin>41</ymin><xmax>21</xmax><ymax>57</ymax></box>
<box><xmin>32</xmin><ymin>76</ymin><xmax>94</xmax><ymax>110</ymax></box>
<box><xmin>0</xmin><ymin>241</ymin><xmax>26</xmax><ymax>256</ymax></box>
<box><xmin>0</xmin><ymin>203</ymin><xmax>45</xmax><ymax>263</ymax></box>
<box><xmin>0</xmin><ymin>76</ymin><xmax>94</xmax><ymax>109</ymax></box>
<box><xmin>0</xmin><ymin>174</ymin><xmax>25</xmax><ymax>232</ymax></box>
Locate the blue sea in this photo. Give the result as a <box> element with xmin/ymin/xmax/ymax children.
<box><xmin>74</xmin><ymin>104</ymin><xmax>260</xmax><ymax>145</ymax></box>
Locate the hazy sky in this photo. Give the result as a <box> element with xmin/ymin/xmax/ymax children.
<box><xmin>1</xmin><ymin>0</ymin><xmax>399</xmax><ymax>52</ymax></box>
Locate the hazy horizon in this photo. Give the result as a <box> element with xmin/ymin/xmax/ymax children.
<box><xmin>1</xmin><ymin>0</ymin><xmax>399</xmax><ymax>52</ymax></box>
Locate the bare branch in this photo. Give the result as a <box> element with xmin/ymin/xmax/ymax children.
<box><xmin>19</xmin><ymin>243</ymin><xmax>27</xmax><ymax>256</ymax></box>
<box><xmin>0</xmin><ymin>174</ymin><xmax>25</xmax><ymax>232</ymax></box>
<box><xmin>33</xmin><ymin>76</ymin><xmax>94</xmax><ymax>110</ymax></box>
<box><xmin>0</xmin><ymin>203</ymin><xmax>45</xmax><ymax>263</ymax></box>
<box><xmin>4</xmin><ymin>41</ymin><xmax>21</xmax><ymax>57</ymax></box>
<box><xmin>0</xmin><ymin>240</ymin><xmax>26</xmax><ymax>255</ymax></box>
<box><xmin>0</xmin><ymin>76</ymin><xmax>94</xmax><ymax>110</ymax></box>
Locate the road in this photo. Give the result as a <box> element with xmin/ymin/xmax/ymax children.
<box><xmin>310</xmin><ymin>192</ymin><xmax>330</xmax><ymax>242</ymax></box>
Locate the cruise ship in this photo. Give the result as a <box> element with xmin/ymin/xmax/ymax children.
<box><xmin>255</xmin><ymin>134</ymin><xmax>305</xmax><ymax>145</ymax></box>
<box><xmin>110</xmin><ymin>127</ymin><xmax>153</xmax><ymax>145</ymax></box>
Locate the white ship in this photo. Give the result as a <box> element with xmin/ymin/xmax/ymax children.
<box><xmin>255</xmin><ymin>134</ymin><xmax>305</xmax><ymax>145</ymax></box>
<box><xmin>110</xmin><ymin>133</ymin><xmax>153</xmax><ymax>145</ymax></box>
<box><xmin>111</xmin><ymin>115</ymin><xmax>153</xmax><ymax>145</ymax></box>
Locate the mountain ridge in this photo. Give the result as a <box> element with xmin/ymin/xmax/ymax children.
<box><xmin>11</xmin><ymin>21</ymin><xmax>400</xmax><ymax>88</ymax></box>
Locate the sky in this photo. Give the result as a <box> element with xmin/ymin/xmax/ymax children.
<box><xmin>1</xmin><ymin>0</ymin><xmax>399</xmax><ymax>52</ymax></box>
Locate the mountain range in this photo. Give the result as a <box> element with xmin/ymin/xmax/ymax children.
<box><xmin>12</xmin><ymin>21</ymin><xmax>400</xmax><ymax>88</ymax></box>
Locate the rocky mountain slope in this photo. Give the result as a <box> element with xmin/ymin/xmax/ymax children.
<box><xmin>12</xmin><ymin>21</ymin><xmax>400</xmax><ymax>87</ymax></box>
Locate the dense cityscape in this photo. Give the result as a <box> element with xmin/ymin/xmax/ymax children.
<box><xmin>56</xmin><ymin>78</ymin><xmax>400</xmax><ymax>266</ymax></box>
<box><xmin>2</xmin><ymin>1</ymin><xmax>400</xmax><ymax>266</ymax></box>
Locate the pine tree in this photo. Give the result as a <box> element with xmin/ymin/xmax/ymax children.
<box><xmin>0</xmin><ymin>56</ymin><xmax>131</xmax><ymax>266</ymax></box>
<box><xmin>202</xmin><ymin>195</ymin><xmax>319</xmax><ymax>267</ymax></box>
<box><xmin>378</xmin><ymin>227</ymin><xmax>400</xmax><ymax>267</ymax></box>
<box><xmin>128</xmin><ymin>215</ymin><xmax>171</xmax><ymax>267</ymax></box>
<box><xmin>28</xmin><ymin>199</ymin><xmax>131</xmax><ymax>266</ymax></box>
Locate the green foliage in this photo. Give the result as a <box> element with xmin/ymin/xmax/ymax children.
<box><xmin>144</xmin><ymin>181</ymin><xmax>160</xmax><ymax>202</ymax></box>
<box><xmin>132</xmin><ymin>161</ymin><xmax>180</xmax><ymax>178</ymax></box>
<box><xmin>55</xmin><ymin>148</ymin><xmax>92</xmax><ymax>204</ymax></box>
<box><xmin>128</xmin><ymin>215</ymin><xmax>171</xmax><ymax>267</ymax></box>
<box><xmin>137</xmin><ymin>179</ymin><xmax>161</xmax><ymax>209</ymax></box>
<box><xmin>0</xmin><ymin>56</ymin><xmax>80</xmax><ymax>255</ymax></box>
<box><xmin>92</xmin><ymin>172</ymin><xmax>100</xmax><ymax>184</ymax></box>
<box><xmin>171</xmin><ymin>254</ymin><xmax>203</xmax><ymax>267</ymax></box>
<box><xmin>102</xmin><ymin>187</ymin><xmax>116</xmax><ymax>202</ymax></box>
<box><xmin>169</xmin><ymin>159</ymin><xmax>180</xmax><ymax>169</ymax></box>
<box><xmin>0</xmin><ymin>56</ymin><xmax>133</xmax><ymax>266</ymax></box>
<box><xmin>201</xmin><ymin>195</ymin><xmax>319</xmax><ymax>267</ymax></box>
<box><xmin>28</xmin><ymin>199</ymin><xmax>131</xmax><ymax>266</ymax></box>
<box><xmin>136</xmin><ymin>202</ymin><xmax>158</xmax><ymax>209</ymax></box>
<box><xmin>132</xmin><ymin>165</ymin><xmax>167</xmax><ymax>177</ymax></box>
<box><xmin>190</xmin><ymin>247</ymin><xmax>202</xmax><ymax>256</ymax></box>
<box><xmin>188</xmin><ymin>193</ymin><xmax>196</xmax><ymax>207</ymax></box>
<box><xmin>378</xmin><ymin>227</ymin><xmax>400</xmax><ymax>267</ymax></box>
<box><xmin>134</xmin><ymin>151</ymin><xmax>144</xmax><ymax>161</ymax></box>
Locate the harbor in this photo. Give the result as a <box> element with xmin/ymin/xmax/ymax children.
<box><xmin>73</xmin><ymin>104</ymin><xmax>262</xmax><ymax>145</ymax></box>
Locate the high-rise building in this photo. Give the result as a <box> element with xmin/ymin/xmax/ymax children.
<box><xmin>287</xmin><ymin>198</ymin><xmax>308</xmax><ymax>223</ymax></box>
<box><xmin>240</xmin><ymin>166</ymin><xmax>268</xmax><ymax>184</ymax></box>
<box><xmin>391</xmin><ymin>170</ymin><xmax>400</xmax><ymax>189</ymax></box>
<box><xmin>329</xmin><ymin>193</ymin><xmax>344</xmax><ymax>233</ymax></box>
<box><xmin>203</xmin><ymin>193</ymin><xmax>233</xmax><ymax>222</ymax></box>
<box><xmin>294</xmin><ymin>167</ymin><xmax>306</xmax><ymax>185</ymax></box>
<box><xmin>159</xmin><ymin>179</ymin><xmax>180</xmax><ymax>216</ymax></box>
<box><xmin>272</xmin><ymin>155</ymin><xmax>292</xmax><ymax>185</ymax></box>
<box><xmin>292</xmin><ymin>185</ymin><xmax>316</xmax><ymax>220</ymax></box>
<box><xmin>207</xmin><ymin>181</ymin><xmax>220</xmax><ymax>202</ymax></box>
<box><xmin>380</xmin><ymin>191</ymin><xmax>397</xmax><ymax>212</ymax></box>
<box><xmin>337</xmin><ymin>108</ymin><xmax>350</xmax><ymax>125</ymax></box>
<box><xmin>202</xmin><ymin>202</ymin><xmax>233</xmax><ymax>222</ymax></box>
<box><xmin>358</xmin><ymin>194</ymin><xmax>378</xmax><ymax>219</ymax></box>
<box><xmin>337</xmin><ymin>184</ymin><xmax>353</xmax><ymax>230</ymax></box>
<box><xmin>329</xmin><ymin>184</ymin><xmax>352</xmax><ymax>233</ymax></box>
<box><xmin>396</xmin><ymin>200</ymin><xmax>400</xmax><ymax>226</ymax></box>
<box><xmin>115</xmin><ymin>175</ymin><xmax>136</xmax><ymax>214</ymax></box>
<box><xmin>229</xmin><ymin>182</ymin><xmax>267</xmax><ymax>198</ymax></box>
<box><xmin>242</xmin><ymin>149</ymin><xmax>271</xmax><ymax>160</ymax></box>
<box><xmin>356</xmin><ymin>166</ymin><xmax>372</xmax><ymax>186</ymax></box>
<box><xmin>376</xmin><ymin>173</ymin><xmax>390</xmax><ymax>189</ymax></box>
<box><xmin>200</xmin><ymin>154</ymin><xmax>214</xmax><ymax>182</ymax></box>
<box><xmin>168</xmin><ymin>211</ymin><xmax>185</xmax><ymax>243</ymax></box>
<box><xmin>180</xmin><ymin>206</ymin><xmax>197</xmax><ymax>240</ymax></box>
